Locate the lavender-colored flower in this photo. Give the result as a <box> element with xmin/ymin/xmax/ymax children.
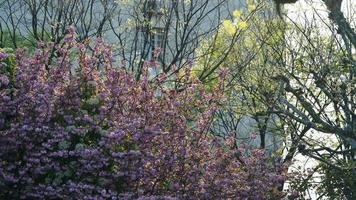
<box><xmin>0</xmin><ymin>29</ymin><xmax>286</xmax><ymax>200</ymax></box>
<box><xmin>0</xmin><ymin>51</ymin><xmax>7</xmax><ymax>60</ymax></box>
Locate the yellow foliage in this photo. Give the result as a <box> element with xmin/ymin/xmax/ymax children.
<box><xmin>238</xmin><ymin>21</ymin><xmax>248</xmax><ymax>29</ymax></box>
<box><xmin>232</xmin><ymin>10</ymin><xmax>243</xmax><ymax>18</ymax></box>
<box><xmin>222</xmin><ymin>20</ymin><xmax>236</xmax><ymax>35</ymax></box>
<box><xmin>248</xmin><ymin>4</ymin><xmax>256</xmax><ymax>11</ymax></box>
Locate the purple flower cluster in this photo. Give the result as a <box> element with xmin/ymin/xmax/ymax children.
<box><xmin>0</xmin><ymin>51</ymin><xmax>7</xmax><ymax>60</ymax></box>
<box><xmin>0</xmin><ymin>29</ymin><xmax>286</xmax><ymax>199</ymax></box>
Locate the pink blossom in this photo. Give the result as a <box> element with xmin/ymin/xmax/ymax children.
<box><xmin>0</xmin><ymin>29</ymin><xmax>286</xmax><ymax>199</ymax></box>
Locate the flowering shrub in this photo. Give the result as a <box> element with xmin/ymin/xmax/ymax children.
<box><xmin>0</xmin><ymin>28</ymin><xmax>285</xmax><ymax>199</ymax></box>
